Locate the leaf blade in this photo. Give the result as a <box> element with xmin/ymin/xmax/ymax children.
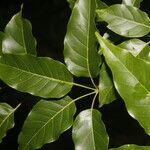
<box><xmin>122</xmin><ymin>0</ymin><xmax>143</xmax><ymax>8</ymax></box>
<box><xmin>0</xmin><ymin>103</ymin><xmax>20</xmax><ymax>142</ymax></box>
<box><xmin>0</xmin><ymin>54</ymin><xmax>73</xmax><ymax>98</ymax></box>
<box><xmin>96</xmin><ymin>4</ymin><xmax>150</xmax><ymax>37</ymax></box>
<box><xmin>119</xmin><ymin>39</ymin><xmax>150</xmax><ymax>61</ymax></box>
<box><xmin>2</xmin><ymin>11</ymin><xmax>37</xmax><ymax>55</ymax></box>
<box><xmin>110</xmin><ymin>144</ymin><xmax>150</xmax><ymax>150</ymax></box>
<box><xmin>18</xmin><ymin>96</ymin><xmax>76</xmax><ymax>150</ymax></box>
<box><xmin>96</xmin><ymin>32</ymin><xmax>150</xmax><ymax>134</ymax></box>
<box><xmin>72</xmin><ymin>109</ymin><xmax>109</xmax><ymax>150</ymax></box>
<box><xmin>64</xmin><ymin>0</ymin><xmax>100</xmax><ymax>77</ymax></box>
<box><xmin>99</xmin><ymin>63</ymin><xmax>117</xmax><ymax>107</ymax></box>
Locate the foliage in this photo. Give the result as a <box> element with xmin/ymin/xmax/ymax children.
<box><xmin>0</xmin><ymin>0</ymin><xmax>150</xmax><ymax>149</ymax></box>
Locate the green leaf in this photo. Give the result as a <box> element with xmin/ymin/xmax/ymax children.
<box><xmin>67</xmin><ymin>0</ymin><xmax>76</xmax><ymax>9</ymax></box>
<box><xmin>99</xmin><ymin>63</ymin><xmax>117</xmax><ymax>107</ymax></box>
<box><xmin>110</xmin><ymin>144</ymin><xmax>150</xmax><ymax>150</ymax></box>
<box><xmin>96</xmin><ymin>32</ymin><xmax>150</xmax><ymax>135</ymax></box>
<box><xmin>2</xmin><ymin>11</ymin><xmax>37</xmax><ymax>55</ymax></box>
<box><xmin>72</xmin><ymin>109</ymin><xmax>109</xmax><ymax>150</ymax></box>
<box><xmin>0</xmin><ymin>103</ymin><xmax>20</xmax><ymax>142</ymax></box>
<box><xmin>0</xmin><ymin>54</ymin><xmax>73</xmax><ymax>98</ymax></box>
<box><xmin>137</xmin><ymin>44</ymin><xmax>150</xmax><ymax>62</ymax></box>
<box><xmin>96</xmin><ymin>4</ymin><xmax>150</xmax><ymax>37</ymax></box>
<box><xmin>119</xmin><ymin>39</ymin><xmax>150</xmax><ymax>61</ymax></box>
<box><xmin>0</xmin><ymin>32</ymin><xmax>4</xmax><ymax>55</ymax></box>
<box><xmin>96</xmin><ymin>0</ymin><xmax>108</xmax><ymax>9</ymax></box>
<box><xmin>18</xmin><ymin>96</ymin><xmax>76</xmax><ymax>150</ymax></box>
<box><xmin>64</xmin><ymin>0</ymin><xmax>101</xmax><ymax>77</ymax></box>
<box><xmin>122</xmin><ymin>0</ymin><xmax>143</xmax><ymax>8</ymax></box>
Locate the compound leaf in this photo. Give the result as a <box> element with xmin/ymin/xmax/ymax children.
<box><xmin>72</xmin><ymin>109</ymin><xmax>109</xmax><ymax>150</ymax></box>
<box><xmin>0</xmin><ymin>103</ymin><xmax>20</xmax><ymax>142</ymax></box>
<box><xmin>96</xmin><ymin>4</ymin><xmax>150</xmax><ymax>37</ymax></box>
<box><xmin>0</xmin><ymin>54</ymin><xmax>73</xmax><ymax>98</ymax></box>
<box><xmin>99</xmin><ymin>63</ymin><xmax>117</xmax><ymax>107</ymax></box>
<box><xmin>122</xmin><ymin>0</ymin><xmax>143</xmax><ymax>8</ymax></box>
<box><xmin>2</xmin><ymin>11</ymin><xmax>37</xmax><ymax>55</ymax></box>
<box><xmin>64</xmin><ymin>0</ymin><xmax>100</xmax><ymax>77</ymax></box>
<box><xmin>96</xmin><ymin>32</ymin><xmax>150</xmax><ymax>135</ymax></box>
<box><xmin>110</xmin><ymin>144</ymin><xmax>150</xmax><ymax>150</ymax></box>
<box><xmin>18</xmin><ymin>96</ymin><xmax>76</xmax><ymax>150</ymax></box>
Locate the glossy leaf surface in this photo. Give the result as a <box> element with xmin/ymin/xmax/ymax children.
<box><xmin>96</xmin><ymin>32</ymin><xmax>150</xmax><ymax>134</ymax></box>
<box><xmin>119</xmin><ymin>39</ymin><xmax>150</xmax><ymax>61</ymax></box>
<box><xmin>0</xmin><ymin>54</ymin><xmax>73</xmax><ymax>98</ymax></box>
<box><xmin>96</xmin><ymin>4</ymin><xmax>150</xmax><ymax>37</ymax></box>
<box><xmin>110</xmin><ymin>144</ymin><xmax>150</xmax><ymax>150</ymax></box>
<box><xmin>122</xmin><ymin>0</ymin><xmax>143</xmax><ymax>8</ymax></box>
<box><xmin>0</xmin><ymin>103</ymin><xmax>20</xmax><ymax>142</ymax></box>
<box><xmin>2</xmin><ymin>11</ymin><xmax>37</xmax><ymax>55</ymax></box>
<box><xmin>18</xmin><ymin>96</ymin><xmax>76</xmax><ymax>150</ymax></box>
<box><xmin>72</xmin><ymin>109</ymin><xmax>109</xmax><ymax>150</ymax></box>
<box><xmin>99</xmin><ymin>63</ymin><xmax>117</xmax><ymax>107</ymax></box>
<box><xmin>64</xmin><ymin>0</ymin><xmax>100</xmax><ymax>77</ymax></box>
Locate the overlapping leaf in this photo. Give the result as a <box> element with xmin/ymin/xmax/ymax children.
<box><xmin>0</xmin><ymin>103</ymin><xmax>20</xmax><ymax>142</ymax></box>
<box><xmin>119</xmin><ymin>39</ymin><xmax>150</xmax><ymax>61</ymax></box>
<box><xmin>99</xmin><ymin>63</ymin><xmax>117</xmax><ymax>107</ymax></box>
<box><xmin>64</xmin><ymin>0</ymin><xmax>100</xmax><ymax>77</ymax></box>
<box><xmin>72</xmin><ymin>109</ymin><xmax>109</xmax><ymax>150</ymax></box>
<box><xmin>18</xmin><ymin>96</ymin><xmax>76</xmax><ymax>150</ymax></box>
<box><xmin>96</xmin><ymin>4</ymin><xmax>150</xmax><ymax>37</ymax></box>
<box><xmin>2</xmin><ymin>11</ymin><xmax>37</xmax><ymax>55</ymax></box>
<box><xmin>110</xmin><ymin>144</ymin><xmax>150</xmax><ymax>150</ymax></box>
<box><xmin>0</xmin><ymin>54</ymin><xmax>73</xmax><ymax>98</ymax></box>
<box><xmin>122</xmin><ymin>0</ymin><xmax>143</xmax><ymax>8</ymax></box>
<box><xmin>96</xmin><ymin>32</ymin><xmax>150</xmax><ymax>134</ymax></box>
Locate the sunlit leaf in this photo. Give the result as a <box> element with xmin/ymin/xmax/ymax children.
<box><xmin>72</xmin><ymin>109</ymin><xmax>109</xmax><ymax>150</ymax></box>
<box><xmin>99</xmin><ymin>63</ymin><xmax>117</xmax><ymax>107</ymax></box>
<box><xmin>119</xmin><ymin>39</ymin><xmax>150</xmax><ymax>61</ymax></box>
<box><xmin>122</xmin><ymin>0</ymin><xmax>143</xmax><ymax>8</ymax></box>
<box><xmin>64</xmin><ymin>0</ymin><xmax>101</xmax><ymax>77</ymax></box>
<box><xmin>18</xmin><ymin>96</ymin><xmax>76</xmax><ymax>150</ymax></box>
<box><xmin>96</xmin><ymin>4</ymin><xmax>150</xmax><ymax>37</ymax></box>
<box><xmin>110</xmin><ymin>144</ymin><xmax>150</xmax><ymax>150</ymax></box>
<box><xmin>2</xmin><ymin>11</ymin><xmax>37</xmax><ymax>55</ymax></box>
<box><xmin>0</xmin><ymin>103</ymin><xmax>20</xmax><ymax>142</ymax></box>
<box><xmin>0</xmin><ymin>54</ymin><xmax>73</xmax><ymax>98</ymax></box>
<box><xmin>96</xmin><ymin>32</ymin><xmax>150</xmax><ymax>135</ymax></box>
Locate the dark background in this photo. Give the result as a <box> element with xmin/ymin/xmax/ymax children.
<box><xmin>0</xmin><ymin>0</ymin><xmax>150</xmax><ymax>150</ymax></box>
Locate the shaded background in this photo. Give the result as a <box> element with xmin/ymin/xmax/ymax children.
<box><xmin>0</xmin><ymin>0</ymin><xmax>150</xmax><ymax>149</ymax></box>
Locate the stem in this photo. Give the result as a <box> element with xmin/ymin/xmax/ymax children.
<box><xmin>72</xmin><ymin>82</ymin><xmax>96</xmax><ymax>91</ymax></box>
<box><xmin>73</xmin><ymin>90</ymin><xmax>97</xmax><ymax>103</ymax></box>
<box><xmin>91</xmin><ymin>90</ymin><xmax>99</xmax><ymax>109</ymax></box>
<box><xmin>89</xmin><ymin>76</ymin><xmax>98</xmax><ymax>90</ymax></box>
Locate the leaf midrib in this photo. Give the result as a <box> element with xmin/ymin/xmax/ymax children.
<box><xmin>91</xmin><ymin>110</ymin><xmax>96</xmax><ymax>150</ymax></box>
<box><xmin>20</xmin><ymin>18</ymin><xmax>27</xmax><ymax>54</ymax></box>
<box><xmin>0</xmin><ymin>104</ymin><xmax>20</xmax><ymax>129</ymax></box>
<box><xmin>0</xmin><ymin>63</ymin><xmax>72</xmax><ymax>86</ymax></box>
